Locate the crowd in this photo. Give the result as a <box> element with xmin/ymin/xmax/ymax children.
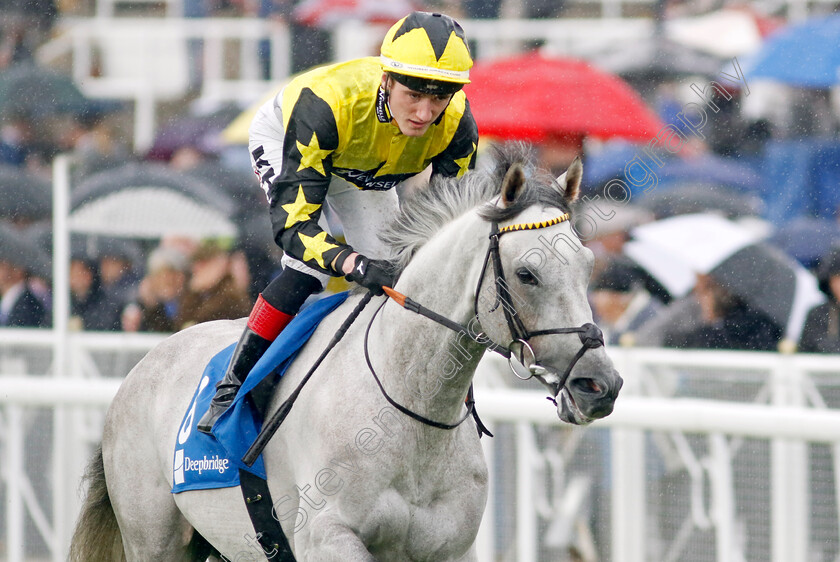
<box><xmin>2</xmin><ymin>2</ymin><xmax>840</xmax><ymax>360</ymax></box>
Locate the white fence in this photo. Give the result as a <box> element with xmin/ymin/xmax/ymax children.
<box><xmin>2</xmin><ymin>334</ymin><xmax>840</xmax><ymax>562</ymax></box>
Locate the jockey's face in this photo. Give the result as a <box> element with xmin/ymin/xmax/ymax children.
<box><xmin>383</xmin><ymin>75</ymin><xmax>452</xmax><ymax>137</ymax></box>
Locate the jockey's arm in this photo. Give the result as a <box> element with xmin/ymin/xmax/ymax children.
<box><xmin>250</xmin><ymin>88</ymin><xmax>353</xmax><ymax>278</ymax></box>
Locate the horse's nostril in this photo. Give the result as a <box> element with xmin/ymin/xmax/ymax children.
<box><xmin>572</xmin><ymin>378</ymin><xmax>602</xmax><ymax>394</ymax></box>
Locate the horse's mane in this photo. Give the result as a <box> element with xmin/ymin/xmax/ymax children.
<box><xmin>381</xmin><ymin>142</ymin><xmax>571</xmax><ymax>273</ymax></box>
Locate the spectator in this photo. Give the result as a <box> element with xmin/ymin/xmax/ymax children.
<box><xmin>122</xmin><ymin>246</ymin><xmax>189</xmax><ymax>332</ymax></box>
<box><xmin>0</xmin><ymin>0</ymin><xmax>58</xmax><ymax>68</ymax></box>
<box><xmin>590</xmin><ymin>257</ymin><xmax>664</xmax><ymax>346</ymax></box>
<box><xmin>69</xmin><ymin>253</ymin><xmax>121</xmax><ymax>331</ymax></box>
<box><xmin>175</xmin><ymin>241</ymin><xmax>252</xmax><ymax>329</ymax></box>
<box><xmin>97</xmin><ymin>238</ymin><xmax>142</xmax><ymax>318</ymax></box>
<box><xmin>0</xmin><ymin>110</ymin><xmax>36</xmax><ymax>167</ymax></box>
<box><xmin>0</xmin><ymin>257</ymin><xmax>48</xmax><ymax>328</ymax></box>
<box><xmin>799</xmin><ymin>247</ymin><xmax>840</xmax><ymax>353</ymax></box>
<box><xmin>663</xmin><ymin>274</ymin><xmax>781</xmax><ymax>351</ymax></box>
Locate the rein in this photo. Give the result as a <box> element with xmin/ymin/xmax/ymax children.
<box><xmin>363</xmin><ymin>297</ymin><xmax>481</xmax><ymax>431</ymax></box>
<box><xmin>379</xmin><ymin>212</ymin><xmax>605</xmax><ymax>422</ymax></box>
<box><xmin>243</xmin><ymin>211</ymin><xmax>605</xmax><ymax>465</ymax></box>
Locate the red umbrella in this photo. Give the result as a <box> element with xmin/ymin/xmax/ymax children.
<box><xmin>464</xmin><ymin>52</ymin><xmax>664</xmax><ymax>142</ymax></box>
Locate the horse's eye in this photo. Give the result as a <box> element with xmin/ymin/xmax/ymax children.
<box><xmin>515</xmin><ymin>267</ymin><xmax>539</xmax><ymax>286</ymax></box>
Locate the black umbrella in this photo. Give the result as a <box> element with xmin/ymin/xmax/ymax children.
<box><xmin>0</xmin><ymin>62</ymin><xmax>90</xmax><ymax>119</ymax></box>
<box><xmin>590</xmin><ymin>37</ymin><xmax>725</xmax><ymax>84</ymax></box>
<box><xmin>0</xmin><ymin>164</ymin><xmax>52</xmax><ymax>220</ymax></box>
<box><xmin>0</xmin><ymin>222</ymin><xmax>51</xmax><ymax>278</ymax></box>
<box><xmin>636</xmin><ymin>183</ymin><xmax>765</xmax><ymax>220</ymax></box>
<box><xmin>709</xmin><ymin>243</ymin><xmax>824</xmax><ymax>340</ymax></box>
<box><xmin>625</xmin><ymin>214</ymin><xmax>824</xmax><ymax>340</ymax></box>
<box><xmin>769</xmin><ymin>216</ymin><xmax>840</xmax><ymax>270</ymax></box>
<box><xmin>72</xmin><ymin>161</ymin><xmax>236</xmax><ymax>217</ymax></box>
<box><xmin>185</xmin><ymin>161</ymin><xmax>265</xmax><ymax>218</ymax></box>
<box><xmin>146</xmin><ymin>105</ymin><xmax>242</xmax><ymax>161</ymax></box>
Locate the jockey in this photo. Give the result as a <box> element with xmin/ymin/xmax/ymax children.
<box><xmin>198</xmin><ymin>11</ymin><xmax>479</xmax><ymax>433</ymax></box>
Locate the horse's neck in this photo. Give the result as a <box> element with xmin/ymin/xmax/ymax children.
<box><xmin>375</xmin><ymin>212</ymin><xmax>490</xmax><ymax>424</ymax></box>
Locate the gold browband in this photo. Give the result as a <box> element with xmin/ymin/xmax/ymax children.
<box><xmin>497</xmin><ymin>213</ymin><xmax>570</xmax><ymax>235</ymax></box>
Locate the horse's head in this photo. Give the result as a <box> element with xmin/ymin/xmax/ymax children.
<box><xmin>474</xmin><ymin>150</ymin><xmax>622</xmax><ymax>425</ymax></box>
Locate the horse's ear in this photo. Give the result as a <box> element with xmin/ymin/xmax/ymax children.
<box><xmin>555</xmin><ymin>157</ymin><xmax>583</xmax><ymax>203</ymax></box>
<box><xmin>500</xmin><ymin>163</ymin><xmax>526</xmax><ymax>207</ymax></box>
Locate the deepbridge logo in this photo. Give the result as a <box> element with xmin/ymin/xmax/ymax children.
<box><xmin>183</xmin><ymin>454</ymin><xmax>230</xmax><ymax>475</ymax></box>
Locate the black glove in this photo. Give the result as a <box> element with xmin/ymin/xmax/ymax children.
<box><xmin>345</xmin><ymin>255</ymin><xmax>395</xmax><ymax>295</ymax></box>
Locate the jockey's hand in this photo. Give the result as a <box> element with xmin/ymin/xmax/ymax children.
<box><xmin>344</xmin><ymin>254</ymin><xmax>395</xmax><ymax>296</ymax></box>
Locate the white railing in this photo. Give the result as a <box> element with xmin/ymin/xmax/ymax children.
<box><xmin>3</xmin><ymin>334</ymin><xmax>840</xmax><ymax>562</ymax></box>
<box><xmin>37</xmin><ymin>17</ymin><xmax>291</xmax><ymax>152</ymax></box>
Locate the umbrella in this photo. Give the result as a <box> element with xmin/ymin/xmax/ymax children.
<box><xmin>768</xmin><ymin>216</ymin><xmax>840</xmax><ymax>270</ymax></box>
<box><xmin>636</xmin><ymin>183</ymin><xmax>765</xmax><ymax>220</ymax></box>
<box><xmin>741</xmin><ymin>13</ymin><xmax>840</xmax><ymax>88</ymax></box>
<box><xmin>0</xmin><ymin>62</ymin><xmax>90</xmax><ymax>119</ymax></box>
<box><xmin>72</xmin><ymin>161</ymin><xmax>236</xmax><ymax>217</ymax></box>
<box><xmin>0</xmin><ymin>223</ymin><xmax>51</xmax><ymax>279</ymax></box>
<box><xmin>464</xmin><ymin>52</ymin><xmax>664</xmax><ymax>142</ymax></box>
<box><xmin>146</xmin><ymin>105</ymin><xmax>242</xmax><ymax>161</ymax></box>
<box><xmin>624</xmin><ymin>213</ymin><xmax>823</xmax><ymax>340</ymax></box>
<box><xmin>187</xmin><ymin>161</ymin><xmax>265</xmax><ymax>218</ymax></box>
<box><xmin>655</xmin><ymin>154</ymin><xmax>763</xmax><ymax>192</ymax></box>
<box><xmin>709</xmin><ymin>243</ymin><xmax>824</xmax><ymax>340</ymax></box>
<box><xmin>584</xmin><ymin>148</ymin><xmax>763</xmax><ymax>193</ymax></box>
<box><xmin>589</xmin><ymin>36</ymin><xmax>726</xmax><ymax>84</ymax></box>
<box><xmin>292</xmin><ymin>0</ymin><xmax>418</xmax><ymax>30</ymax></box>
<box><xmin>222</xmin><ymin>82</ymin><xmax>287</xmax><ymax>146</ymax></box>
<box><xmin>623</xmin><ymin>213</ymin><xmax>767</xmax><ymax>298</ymax></box>
<box><xmin>0</xmin><ymin>164</ymin><xmax>52</xmax><ymax>221</ymax></box>
<box><xmin>68</xmin><ymin>187</ymin><xmax>238</xmax><ymax>240</ymax></box>
<box><xmin>664</xmin><ymin>9</ymin><xmax>764</xmax><ymax>59</ymax></box>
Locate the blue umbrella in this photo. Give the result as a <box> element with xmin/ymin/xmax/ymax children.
<box><xmin>655</xmin><ymin>154</ymin><xmax>763</xmax><ymax>192</ymax></box>
<box><xmin>584</xmin><ymin>148</ymin><xmax>762</xmax><ymax>193</ymax></box>
<box><xmin>768</xmin><ymin>216</ymin><xmax>840</xmax><ymax>270</ymax></box>
<box><xmin>742</xmin><ymin>14</ymin><xmax>840</xmax><ymax>88</ymax></box>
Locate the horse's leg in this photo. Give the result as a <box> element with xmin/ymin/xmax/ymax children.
<box><xmin>104</xmin><ymin>438</ymin><xmax>193</xmax><ymax>561</ymax></box>
<box><xmin>102</xmin><ymin>373</ymin><xmax>194</xmax><ymax>561</ymax></box>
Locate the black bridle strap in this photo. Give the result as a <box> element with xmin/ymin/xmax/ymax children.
<box><xmin>487</xmin><ymin>230</ymin><xmax>530</xmax><ymax>342</ymax></box>
<box><xmin>363</xmin><ymin>297</ymin><xmax>478</xmax><ymax>431</ymax></box>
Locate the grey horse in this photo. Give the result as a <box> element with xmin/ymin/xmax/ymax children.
<box><xmin>70</xmin><ymin>145</ymin><xmax>622</xmax><ymax>561</ymax></box>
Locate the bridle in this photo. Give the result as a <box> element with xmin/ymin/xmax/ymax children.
<box><xmin>365</xmin><ymin>211</ymin><xmax>605</xmax><ymax>433</ymax></box>
<box><xmin>477</xmin><ymin>214</ymin><xmax>605</xmax><ymax>390</ymax></box>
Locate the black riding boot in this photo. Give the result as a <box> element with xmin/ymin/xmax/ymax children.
<box><xmin>197</xmin><ymin>327</ymin><xmax>273</xmax><ymax>434</ymax></box>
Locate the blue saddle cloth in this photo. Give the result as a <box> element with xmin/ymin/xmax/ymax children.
<box><xmin>171</xmin><ymin>291</ymin><xmax>350</xmax><ymax>494</ymax></box>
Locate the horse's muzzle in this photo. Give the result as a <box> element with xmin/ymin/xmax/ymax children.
<box><xmin>557</xmin><ymin>368</ymin><xmax>623</xmax><ymax>425</ymax></box>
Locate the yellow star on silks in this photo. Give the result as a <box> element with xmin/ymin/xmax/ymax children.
<box><xmin>298</xmin><ymin>231</ymin><xmax>338</xmax><ymax>269</ymax></box>
<box><xmin>281</xmin><ymin>185</ymin><xmax>321</xmax><ymax>229</ymax></box>
<box><xmin>453</xmin><ymin>143</ymin><xmax>476</xmax><ymax>177</ymax></box>
<box><xmin>296</xmin><ymin>132</ymin><xmax>331</xmax><ymax>176</ymax></box>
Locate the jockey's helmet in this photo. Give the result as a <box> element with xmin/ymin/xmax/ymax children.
<box><xmin>379</xmin><ymin>11</ymin><xmax>472</xmax><ymax>96</ymax></box>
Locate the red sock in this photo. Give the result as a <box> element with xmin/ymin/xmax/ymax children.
<box><xmin>247</xmin><ymin>294</ymin><xmax>294</xmax><ymax>341</ymax></box>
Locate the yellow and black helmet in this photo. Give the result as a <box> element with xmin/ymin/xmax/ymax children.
<box><xmin>380</xmin><ymin>11</ymin><xmax>472</xmax><ymax>96</ymax></box>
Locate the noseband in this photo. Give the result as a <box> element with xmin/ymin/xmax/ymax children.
<box><xmin>476</xmin><ymin>214</ymin><xmax>605</xmax><ymax>393</ymax></box>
